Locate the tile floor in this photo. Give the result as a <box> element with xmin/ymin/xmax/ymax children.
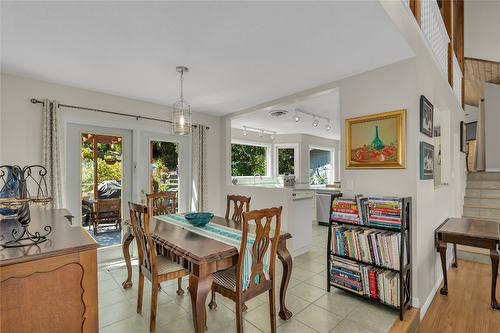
<box><xmin>98</xmin><ymin>225</ymin><xmax>398</xmax><ymax>333</ymax></box>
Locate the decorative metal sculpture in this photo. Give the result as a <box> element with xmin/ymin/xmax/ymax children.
<box><xmin>0</xmin><ymin>165</ymin><xmax>53</xmax><ymax>247</ymax></box>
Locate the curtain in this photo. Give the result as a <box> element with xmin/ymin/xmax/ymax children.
<box><xmin>42</xmin><ymin>99</ymin><xmax>63</xmax><ymax>208</ymax></box>
<box><xmin>191</xmin><ymin>125</ymin><xmax>207</xmax><ymax>211</ymax></box>
<box><xmin>475</xmin><ymin>99</ymin><xmax>485</xmax><ymax>171</ymax></box>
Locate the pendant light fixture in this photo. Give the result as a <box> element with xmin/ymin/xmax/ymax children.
<box><xmin>172</xmin><ymin>66</ymin><xmax>192</xmax><ymax>135</ymax></box>
<box><xmin>325</xmin><ymin>119</ymin><xmax>332</xmax><ymax>131</ymax></box>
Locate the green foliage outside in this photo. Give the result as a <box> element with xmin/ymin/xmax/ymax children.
<box><xmin>81</xmin><ymin>142</ymin><xmax>122</xmax><ymax>196</ymax></box>
<box><xmin>151</xmin><ymin>141</ymin><xmax>179</xmax><ymax>193</ymax></box>
<box><xmin>277</xmin><ymin>148</ymin><xmax>295</xmax><ymax>175</ymax></box>
<box><xmin>231</xmin><ymin>144</ymin><xmax>267</xmax><ymax>176</ymax></box>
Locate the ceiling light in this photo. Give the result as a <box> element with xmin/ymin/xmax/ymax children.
<box><xmin>294</xmin><ymin>111</ymin><xmax>300</xmax><ymax>122</ymax></box>
<box><xmin>325</xmin><ymin>120</ymin><xmax>332</xmax><ymax>131</ymax></box>
<box><xmin>243</xmin><ymin>126</ymin><xmax>248</xmax><ymax>136</ymax></box>
<box><xmin>312</xmin><ymin>116</ymin><xmax>319</xmax><ymax>127</ymax></box>
<box><xmin>172</xmin><ymin>66</ymin><xmax>191</xmax><ymax>135</ymax></box>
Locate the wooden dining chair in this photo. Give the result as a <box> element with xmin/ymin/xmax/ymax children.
<box><xmin>208</xmin><ymin>207</ymin><xmax>282</xmax><ymax>333</ymax></box>
<box><xmin>146</xmin><ymin>192</ymin><xmax>185</xmax><ymax>296</ymax></box>
<box><xmin>225</xmin><ymin>195</ymin><xmax>251</xmax><ymax>223</ymax></box>
<box><xmin>128</xmin><ymin>202</ymin><xmax>188</xmax><ymax>332</ymax></box>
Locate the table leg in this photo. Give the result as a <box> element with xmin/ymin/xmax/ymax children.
<box><xmin>452</xmin><ymin>243</ymin><xmax>458</xmax><ymax>268</ymax></box>
<box><xmin>490</xmin><ymin>248</ymin><xmax>499</xmax><ymax>310</ymax></box>
<box><xmin>277</xmin><ymin>240</ymin><xmax>293</xmax><ymax>320</ymax></box>
<box><xmin>121</xmin><ymin>230</ymin><xmax>135</xmax><ymax>289</ymax></box>
<box><xmin>439</xmin><ymin>242</ymin><xmax>448</xmax><ymax>295</ymax></box>
<box><xmin>189</xmin><ymin>274</ymin><xmax>213</xmax><ymax>333</ymax></box>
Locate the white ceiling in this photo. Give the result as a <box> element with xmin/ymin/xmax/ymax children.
<box><xmin>231</xmin><ymin>90</ymin><xmax>341</xmax><ymax>140</ymax></box>
<box><xmin>1</xmin><ymin>1</ymin><xmax>414</xmax><ymax>116</ymax></box>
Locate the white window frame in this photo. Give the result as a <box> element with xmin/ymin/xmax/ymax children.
<box><xmin>273</xmin><ymin>143</ymin><xmax>299</xmax><ymax>178</ymax></box>
<box><xmin>308</xmin><ymin>145</ymin><xmax>335</xmax><ymax>184</ymax></box>
<box><xmin>230</xmin><ymin>139</ymin><xmax>272</xmax><ymax>178</ymax></box>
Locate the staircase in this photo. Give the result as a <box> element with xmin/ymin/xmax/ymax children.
<box><xmin>459</xmin><ymin>172</ymin><xmax>500</xmax><ymax>262</ymax></box>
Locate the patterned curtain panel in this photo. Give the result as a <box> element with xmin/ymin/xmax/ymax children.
<box><xmin>191</xmin><ymin>125</ymin><xmax>207</xmax><ymax>211</ymax></box>
<box><xmin>42</xmin><ymin>99</ymin><xmax>63</xmax><ymax>208</ymax></box>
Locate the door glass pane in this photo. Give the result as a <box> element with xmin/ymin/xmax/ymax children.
<box><xmin>150</xmin><ymin>141</ymin><xmax>179</xmax><ymax>210</ymax></box>
<box><xmin>277</xmin><ymin>148</ymin><xmax>295</xmax><ymax>175</ymax></box>
<box><xmin>81</xmin><ymin>133</ymin><xmax>123</xmax><ymax>247</ymax></box>
<box><xmin>309</xmin><ymin>149</ymin><xmax>332</xmax><ymax>185</ymax></box>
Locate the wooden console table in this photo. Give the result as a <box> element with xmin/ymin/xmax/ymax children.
<box><xmin>0</xmin><ymin>208</ymin><xmax>99</xmax><ymax>332</ymax></box>
<box><xmin>435</xmin><ymin>217</ymin><xmax>499</xmax><ymax>310</ymax></box>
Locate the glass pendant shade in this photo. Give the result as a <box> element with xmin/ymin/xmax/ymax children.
<box><xmin>172</xmin><ymin>66</ymin><xmax>192</xmax><ymax>135</ymax></box>
<box><xmin>173</xmin><ymin>99</ymin><xmax>191</xmax><ymax>135</ymax></box>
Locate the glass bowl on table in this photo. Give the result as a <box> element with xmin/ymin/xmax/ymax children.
<box><xmin>184</xmin><ymin>212</ymin><xmax>214</xmax><ymax>227</ymax></box>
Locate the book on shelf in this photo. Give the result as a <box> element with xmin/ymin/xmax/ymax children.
<box><xmin>330</xmin><ymin>257</ymin><xmax>363</xmax><ymax>295</ymax></box>
<box><xmin>331</xmin><ymin>196</ymin><xmax>404</xmax><ymax>230</ymax></box>
<box><xmin>331</xmin><ymin>225</ymin><xmax>404</xmax><ymax>270</ymax></box>
<box><xmin>331</xmin><ymin>257</ymin><xmax>400</xmax><ymax>307</ymax></box>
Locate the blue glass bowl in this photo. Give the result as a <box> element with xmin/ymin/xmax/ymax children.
<box><xmin>184</xmin><ymin>212</ymin><xmax>214</xmax><ymax>227</ymax></box>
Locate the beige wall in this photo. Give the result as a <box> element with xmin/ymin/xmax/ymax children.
<box><xmin>484</xmin><ymin>82</ymin><xmax>500</xmax><ymax>171</ymax></box>
<box><xmin>0</xmin><ymin>73</ymin><xmax>226</xmax><ymax>216</ymax></box>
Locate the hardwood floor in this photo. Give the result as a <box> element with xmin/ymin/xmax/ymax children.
<box><xmin>419</xmin><ymin>259</ymin><xmax>500</xmax><ymax>333</ymax></box>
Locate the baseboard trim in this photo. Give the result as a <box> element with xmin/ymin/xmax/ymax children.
<box><xmin>485</xmin><ymin>168</ymin><xmax>500</xmax><ymax>172</ymax></box>
<box><xmin>420</xmin><ymin>275</ymin><xmax>442</xmax><ymax>320</ymax></box>
<box><xmin>419</xmin><ymin>249</ymin><xmax>454</xmax><ymax>320</ymax></box>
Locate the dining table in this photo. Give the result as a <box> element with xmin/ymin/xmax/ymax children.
<box><xmin>120</xmin><ymin>214</ymin><xmax>294</xmax><ymax>333</ymax></box>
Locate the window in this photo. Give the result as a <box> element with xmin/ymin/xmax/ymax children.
<box><xmin>231</xmin><ymin>142</ymin><xmax>270</xmax><ymax>177</ymax></box>
<box><xmin>274</xmin><ymin>144</ymin><xmax>299</xmax><ymax>177</ymax></box>
<box><xmin>309</xmin><ymin>147</ymin><xmax>334</xmax><ymax>185</ymax></box>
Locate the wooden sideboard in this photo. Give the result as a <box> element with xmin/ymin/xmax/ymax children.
<box><xmin>0</xmin><ymin>208</ymin><xmax>99</xmax><ymax>333</ymax></box>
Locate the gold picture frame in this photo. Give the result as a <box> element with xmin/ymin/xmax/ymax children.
<box><xmin>345</xmin><ymin>109</ymin><xmax>406</xmax><ymax>169</ymax></box>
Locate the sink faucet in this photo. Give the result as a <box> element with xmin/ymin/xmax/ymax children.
<box><xmin>253</xmin><ymin>173</ymin><xmax>262</xmax><ymax>185</ymax></box>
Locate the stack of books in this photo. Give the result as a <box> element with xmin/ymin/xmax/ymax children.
<box><xmin>330</xmin><ymin>257</ymin><xmax>401</xmax><ymax>307</ymax></box>
<box><xmin>330</xmin><ymin>198</ymin><xmax>360</xmax><ymax>224</ymax></box>
<box><xmin>368</xmin><ymin>197</ymin><xmax>403</xmax><ymax>229</ymax></box>
<box><xmin>330</xmin><ymin>257</ymin><xmax>363</xmax><ymax>295</ymax></box>
<box><xmin>360</xmin><ymin>265</ymin><xmax>400</xmax><ymax>307</ymax></box>
<box><xmin>331</xmin><ymin>225</ymin><xmax>402</xmax><ymax>270</ymax></box>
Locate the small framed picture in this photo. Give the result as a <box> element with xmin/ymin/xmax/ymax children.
<box><xmin>420</xmin><ymin>95</ymin><xmax>433</xmax><ymax>138</ymax></box>
<box><xmin>420</xmin><ymin>142</ymin><xmax>434</xmax><ymax>180</ymax></box>
<box><xmin>460</xmin><ymin>121</ymin><xmax>467</xmax><ymax>153</ymax></box>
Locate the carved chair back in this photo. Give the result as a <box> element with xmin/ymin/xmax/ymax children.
<box><xmin>225</xmin><ymin>195</ymin><xmax>251</xmax><ymax>223</ymax></box>
<box><xmin>146</xmin><ymin>192</ymin><xmax>177</xmax><ymax>216</ymax></box>
<box><xmin>128</xmin><ymin>202</ymin><xmax>157</xmax><ymax>277</ymax></box>
<box><xmin>236</xmin><ymin>206</ymin><xmax>282</xmax><ymax>293</ymax></box>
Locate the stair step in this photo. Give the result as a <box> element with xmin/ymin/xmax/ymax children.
<box><xmin>462</xmin><ymin>215</ymin><xmax>500</xmax><ymax>222</ymax></box>
<box><xmin>466</xmin><ymin>180</ymin><xmax>500</xmax><ymax>190</ymax></box>
<box><xmin>467</xmin><ymin>172</ymin><xmax>500</xmax><ymax>181</ymax></box>
<box><xmin>464</xmin><ymin>194</ymin><xmax>500</xmax><ymax>200</ymax></box>
<box><xmin>465</xmin><ymin>188</ymin><xmax>500</xmax><ymax>197</ymax></box>
<box><xmin>463</xmin><ymin>204</ymin><xmax>500</xmax><ymax>210</ymax></box>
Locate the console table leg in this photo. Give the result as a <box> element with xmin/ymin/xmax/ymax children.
<box><xmin>490</xmin><ymin>249</ymin><xmax>499</xmax><ymax>310</ymax></box>
<box><xmin>439</xmin><ymin>242</ymin><xmax>448</xmax><ymax>295</ymax></box>
<box><xmin>122</xmin><ymin>230</ymin><xmax>135</xmax><ymax>289</ymax></box>
<box><xmin>452</xmin><ymin>243</ymin><xmax>458</xmax><ymax>268</ymax></box>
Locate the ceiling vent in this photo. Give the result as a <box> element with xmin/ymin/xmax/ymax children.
<box><xmin>268</xmin><ymin>109</ymin><xmax>288</xmax><ymax>117</ymax></box>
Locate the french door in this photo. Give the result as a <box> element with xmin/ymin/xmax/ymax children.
<box><xmin>66</xmin><ymin>123</ymin><xmax>132</xmax><ymax>262</ymax></box>
<box><xmin>137</xmin><ymin>131</ymin><xmax>190</xmax><ymax>212</ymax></box>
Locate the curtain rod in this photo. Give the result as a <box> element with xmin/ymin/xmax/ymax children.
<box><xmin>30</xmin><ymin>98</ymin><xmax>210</xmax><ymax>130</ymax></box>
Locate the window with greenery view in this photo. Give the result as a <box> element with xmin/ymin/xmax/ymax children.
<box><xmin>231</xmin><ymin>143</ymin><xmax>268</xmax><ymax>177</ymax></box>
<box><xmin>277</xmin><ymin>148</ymin><xmax>295</xmax><ymax>175</ymax></box>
